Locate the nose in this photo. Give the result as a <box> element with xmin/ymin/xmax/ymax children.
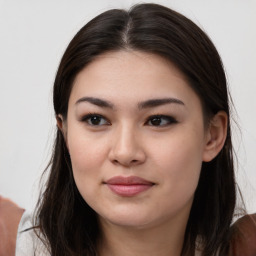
<box><xmin>108</xmin><ymin>124</ymin><xmax>146</xmax><ymax>167</ymax></box>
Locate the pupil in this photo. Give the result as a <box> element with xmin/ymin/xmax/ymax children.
<box><xmin>91</xmin><ymin>116</ymin><xmax>101</xmax><ymax>125</ymax></box>
<box><xmin>151</xmin><ymin>117</ymin><xmax>161</xmax><ymax>126</ymax></box>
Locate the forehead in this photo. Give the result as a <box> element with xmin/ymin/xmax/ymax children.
<box><xmin>69</xmin><ymin>50</ymin><xmax>201</xmax><ymax>110</ymax></box>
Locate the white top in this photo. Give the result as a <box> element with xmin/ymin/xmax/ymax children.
<box><xmin>16</xmin><ymin>211</ymin><xmax>202</xmax><ymax>256</ymax></box>
<box><xmin>15</xmin><ymin>211</ymin><xmax>50</xmax><ymax>256</ymax></box>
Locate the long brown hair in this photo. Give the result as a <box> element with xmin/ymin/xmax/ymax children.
<box><xmin>35</xmin><ymin>3</ymin><xmax>236</xmax><ymax>255</ymax></box>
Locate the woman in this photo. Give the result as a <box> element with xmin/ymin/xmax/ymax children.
<box><xmin>15</xmin><ymin>3</ymin><xmax>255</xmax><ymax>256</ymax></box>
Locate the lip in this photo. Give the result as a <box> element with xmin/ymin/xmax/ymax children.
<box><xmin>104</xmin><ymin>176</ymin><xmax>155</xmax><ymax>197</ymax></box>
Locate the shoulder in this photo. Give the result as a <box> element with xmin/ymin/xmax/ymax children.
<box><xmin>0</xmin><ymin>196</ymin><xmax>24</xmax><ymax>256</ymax></box>
<box><xmin>15</xmin><ymin>211</ymin><xmax>50</xmax><ymax>256</ymax></box>
<box><xmin>228</xmin><ymin>213</ymin><xmax>256</xmax><ymax>256</ymax></box>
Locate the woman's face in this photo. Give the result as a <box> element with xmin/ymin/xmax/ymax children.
<box><xmin>63</xmin><ymin>51</ymin><xmax>212</xmax><ymax>229</ymax></box>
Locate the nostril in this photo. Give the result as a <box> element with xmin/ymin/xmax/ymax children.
<box><xmin>111</xmin><ymin>158</ymin><xmax>139</xmax><ymax>166</ymax></box>
<box><xmin>113</xmin><ymin>160</ymin><xmax>119</xmax><ymax>164</ymax></box>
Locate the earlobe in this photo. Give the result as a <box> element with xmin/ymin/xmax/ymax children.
<box><xmin>56</xmin><ymin>114</ymin><xmax>64</xmax><ymax>131</ymax></box>
<box><xmin>203</xmin><ymin>111</ymin><xmax>228</xmax><ymax>162</ymax></box>
<box><xmin>56</xmin><ymin>114</ymin><xmax>69</xmax><ymax>149</ymax></box>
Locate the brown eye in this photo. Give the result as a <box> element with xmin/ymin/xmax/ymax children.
<box><xmin>146</xmin><ymin>115</ymin><xmax>177</xmax><ymax>126</ymax></box>
<box><xmin>150</xmin><ymin>117</ymin><xmax>162</xmax><ymax>126</ymax></box>
<box><xmin>82</xmin><ymin>114</ymin><xmax>110</xmax><ymax>126</ymax></box>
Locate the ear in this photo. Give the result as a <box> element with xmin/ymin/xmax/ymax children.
<box><xmin>203</xmin><ymin>111</ymin><xmax>228</xmax><ymax>162</ymax></box>
<box><xmin>56</xmin><ymin>114</ymin><xmax>69</xmax><ymax>150</ymax></box>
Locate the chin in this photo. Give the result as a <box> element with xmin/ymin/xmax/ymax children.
<box><xmin>106</xmin><ymin>217</ymin><xmax>153</xmax><ymax>229</ymax></box>
<box><xmin>98</xmin><ymin>208</ymin><xmax>161</xmax><ymax>229</ymax></box>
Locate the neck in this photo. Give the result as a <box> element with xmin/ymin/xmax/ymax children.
<box><xmin>97</xmin><ymin>214</ymin><xmax>188</xmax><ymax>256</ymax></box>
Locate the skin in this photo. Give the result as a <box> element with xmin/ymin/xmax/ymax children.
<box><xmin>58</xmin><ymin>50</ymin><xmax>227</xmax><ymax>256</ymax></box>
<box><xmin>229</xmin><ymin>214</ymin><xmax>256</xmax><ymax>256</ymax></box>
<box><xmin>0</xmin><ymin>196</ymin><xmax>24</xmax><ymax>256</ymax></box>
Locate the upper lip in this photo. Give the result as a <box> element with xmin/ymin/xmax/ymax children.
<box><xmin>105</xmin><ymin>176</ymin><xmax>154</xmax><ymax>185</ymax></box>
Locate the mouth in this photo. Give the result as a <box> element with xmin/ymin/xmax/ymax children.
<box><xmin>104</xmin><ymin>176</ymin><xmax>155</xmax><ymax>197</ymax></box>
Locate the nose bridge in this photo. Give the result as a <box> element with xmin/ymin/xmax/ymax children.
<box><xmin>110</xmin><ymin>122</ymin><xmax>145</xmax><ymax>166</ymax></box>
<box><xmin>114</xmin><ymin>122</ymin><xmax>137</xmax><ymax>155</ymax></box>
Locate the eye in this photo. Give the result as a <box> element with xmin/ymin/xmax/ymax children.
<box><xmin>81</xmin><ymin>114</ymin><xmax>110</xmax><ymax>126</ymax></box>
<box><xmin>146</xmin><ymin>115</ymin><xmax>177</xmax><ymax>127</ymax></box>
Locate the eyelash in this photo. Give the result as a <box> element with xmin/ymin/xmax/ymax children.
<box><xmin>80</xmin><ymin>113</ymin><xmax>178</xmax><ymax>127</ymax></box>
<box><xmin>81</xmin><ymin>113</ymin><xmax>110</xmax><ymax>126</ymax></box>
<box><xmin>145</xmin><ymin>115</ymin><xmax>178</xmax><ymax>126</ymax></box>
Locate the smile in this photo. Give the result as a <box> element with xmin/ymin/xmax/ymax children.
<box><xmin>104</xmin><ymin>176</ymin><xmax>155</xmax><ymax>197</ymax></box>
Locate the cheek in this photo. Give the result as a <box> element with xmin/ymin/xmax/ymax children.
<box><xmin>66</xmin><ymin>129</ymin><xmax>109</xmax><ymax>199</ymax></box>
<box><xmin>148</xmin><ymin>138</ymin><xmax>203</xmax><ymax>220</ymax></box>
<box><xmin>67</xmin><ymin>128</ymin><xmax>108</xmax><ymax>172</ymax></box>
<box><xmin>154</xmin><ymin>131</ymin><xmax>204</xmax><ymax>167</ymax></box>
<box><xmin>68</xmin><ymin>139</ymin><xmax>104</xmax><ymax>209</ymax></box>
<box><xmin>153</xmin><ymin>130</ymin><xmax>205</xmax><ymax>192</ymax></box>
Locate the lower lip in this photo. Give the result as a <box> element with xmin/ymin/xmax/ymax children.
<box><xmin>107</xmin><ymin>184</ymin><xmax>153</xmax><ymax>197</ymax></box>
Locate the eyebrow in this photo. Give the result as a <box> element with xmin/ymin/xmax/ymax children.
<box><xmin>75</xmin><ymin>97</ymin><xmax>184</xmax><ymax>109</ymax></box>
<box><xmin>138</xmin><ymin>98</ymin><xmax>185</xmax><ymax>109</ymax></box>
<box><xmin>76</xmin><ymin>97</ymin><xmax>114</xmax><ymax>109</ymax></box>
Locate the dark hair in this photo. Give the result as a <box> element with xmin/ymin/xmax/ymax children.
<box><xmin>35</xmin><ymin>3</ymin><xmax>236</xmax><ymax>256</ymax></box>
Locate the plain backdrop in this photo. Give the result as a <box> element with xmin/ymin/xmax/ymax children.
<box><xmin>0</xmin><ymin>0</ymin><xmax>255</xmax><ymax>213</ymax></box>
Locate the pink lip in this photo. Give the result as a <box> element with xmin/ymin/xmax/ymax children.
<box><xmin>105</xmin><ymin>176</ymin><xmax>154</xmax><ymax>197</ymax></box>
